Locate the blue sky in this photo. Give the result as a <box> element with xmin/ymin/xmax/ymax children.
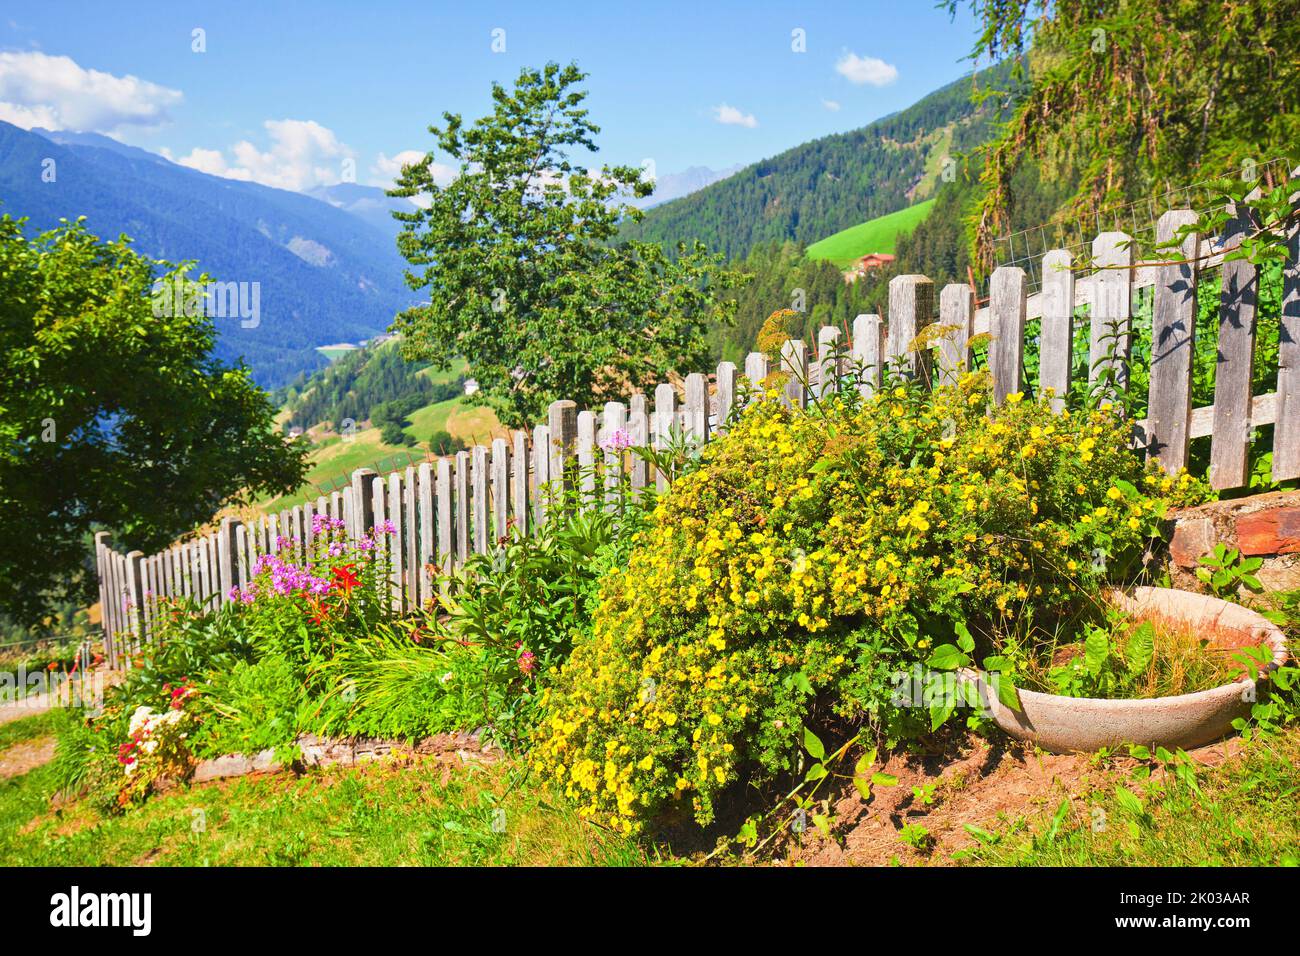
<box><xmin>1</xmin><ymin>1</ymin><xmax>981</xmax><ymax>192</ymax></box>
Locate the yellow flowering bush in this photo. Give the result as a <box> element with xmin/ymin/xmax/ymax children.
<box><xmin>531</xmin><ymin>373</ymin><xmax>1205</xmax><ymax>833</ymax></box>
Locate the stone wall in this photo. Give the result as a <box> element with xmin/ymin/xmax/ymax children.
<box><xmin>1167</xmin><ymin>490</ymin><xmax>1300</xmax><ymax>595</ymax></box>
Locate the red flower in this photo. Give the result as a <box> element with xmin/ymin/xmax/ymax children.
<box><xmin>332</xmin><ymin>563</ymin><xmax>361</xmax><ymax>594</ymax></box>
<box><xmin>306</xmin><ymin>599</ymin><xmax>330</xmax><ymax>626</ymax></box>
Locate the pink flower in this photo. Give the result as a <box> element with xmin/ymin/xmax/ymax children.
<box><xmin>518</xmin><ymin>649</ymin><xmax>536</xmax><ymax>675</ymax></box>
<box><xmin>601</xmin><ymin>428</ymin><xmax>632</xmax><ymax>453</ymax></box>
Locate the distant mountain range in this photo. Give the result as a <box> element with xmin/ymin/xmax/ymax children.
<box><xmin>0</xmin><ymin>123</ymin><xmax>748</xmax><ymax>388</ymax></box>
<box><xmin>626</xmin><ymin>164</ymin><xmax>743</xmax><ymax>210</ymax></box>
<box><xmin>0</xmin><ymin>122</ymin><xmax>418</xmax><ymax>387</ymax></box>
<box><xmin>620</xmin><ymin>62</ymin><xmax>1019</xmax><ymax>260</ymax></box>
<box><xmin>305</xmin><ymin>182</ymin><xmax>418</xmax><ymax>240</ymax></box>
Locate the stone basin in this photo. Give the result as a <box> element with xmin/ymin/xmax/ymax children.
<box><xmin>958</xmin><ymin>586</ymin><xmax>1291</xmax><ymax>754</ymax></box>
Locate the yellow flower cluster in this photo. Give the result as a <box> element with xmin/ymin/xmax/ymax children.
<box><xmin>531</xmin><ymin>374</ymin><xmax>1205</xmax><ymax>832</ymax></box>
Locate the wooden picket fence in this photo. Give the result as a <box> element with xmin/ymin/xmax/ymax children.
<box><xmin>94</xmin><ymin>202</ymin><xmax>1300</xmax><ymax>666</ymax></box>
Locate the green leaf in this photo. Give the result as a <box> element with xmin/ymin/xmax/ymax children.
<box><xmin>1125</xmin><ymin>621</ymin><xmax>1154</xmax><ymax>675</ymax></box>
<box><xmin>803</xmin><ymin>727</ymin><xmax>825</xmax><ymax>760</ymax></box>
<box><xmin>994</xmin><ymin>674</ymin><xmax>1021</xmax><ymax>712</ymax></box>
<box><xmin>855</xmin><ymin>747</ymin><xmax>878</xmax><ymax>776</ymax></box>
<box><xmin>804</xmin><ymin>763</ymin><xmax>827</xmax><ymax>782</ymax></box>
<box><xmin>963</xmin><ymin>823</ymin><xmax>999</xmax><ymax>845</ymax></box>
<box><xmin>1084</xmin><ymin>629</ymin><xmax>1110</xmax><ymax>676</ymax></box>
<box><xmin>927</xmin><ymin>643</ymin><xmax>971</xmax><ymax>670</ymax></box>
<box><xmin>1114</xmin><ymin>786</ymin><xmax>1145</xmax><ymax>819</ymax></box>
<box><xmin>871</xmin><ymin>772</ymin><xmax>898</xmax><ymax>787</ymax></box>
<box><xmin>929</xmin><ymin>697</ymin><xmax>956</xmax><ymax>731</ymax></box>
<box><xmin>954</xmin><ymin>620</ymin><xmax>975</xmax><ymax>653</ymax></box>
<box><xmin>982</xmin><ymin>655</ymin><xmax>1011</xmax><ymax>672</ymax></box>
<box><xmin>812</xmin><ymin>813</ymin><xmax>831</xmax><ymax>838</ymax></box>
<box><xmin>1044</xmin><ymin>798</ymin><xmax>1071</xmax><ymax>841</ymax></box>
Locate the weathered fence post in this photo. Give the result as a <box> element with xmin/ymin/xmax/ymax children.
<box><xmin>235</xmin><ymin>524</ymin><xmax>250</xmax><ymax>590</ymax></box>
<box><xmin>1039</xmin><ymin>250</ymin><xmax>1075</xmax><ymax>412</ymax></box>
<box><xmin>716</xmin><ymin>362</ymin><xmax>737</xmax><ymax>430</ymax></box>
<box><xmin>387</xmin><ymin>471</ymin><xmax>406</xmax><ymax>610</ymax></box>
<box><xmin>371</xmin><ymin>475</ymin><xmax>389</xmax><ymax>592</ymax></box>
<box><xmin>436</xmin><ymin>457</ymin><xmax>454</xmax><ymax>573</ymax></box>
<box><xmin>532</xmin><ymin>424</ymin><xmax>550</xmax><ymax>525</ymax></box>
<box><xmin>989</xmin><ymin>267</ymin><xmax>1028</xmax><ymax>405</ymax></box>
<box><xmin>654</xmin><ymin>384</ymin><xmax>675</xmax><ymax>492</ymax></box>
<box><xmin>127</xmin><ymin>550</ymin><xmax>145</xmax><ymax>656</ymax></box>
<box><xmin>685</xmin><ymin>372</ymin><xmax>710</xmax><ymax>444</ymax></box>
<box><xmin>1147</xmin><ymin>210</ymin><xmax>1199</xmax><ymax>474</ymax></box>
<box><xmin>603</xmin><ymin>401</ymin><xmax>627</xmax><ymax>512</ymax></box>
<box><xmin>1272</xmin><ymin>195</ymin><xmax>1300</xmax><ymax>482</ymax></box>
<box><xmin>350</xmin><ymin>468</ymin><xmax>377</xmax><ymax>537</ymax></box>
<box><xmin>577</xmin><ymin>410</ymin><xmax>597</xmax><ymax>508</ymax></box>
<box><xmin>454</xmin><ymin>450</ymin><xmax>470</xmax><ymax>564</ymax></box>
<box><xmin>781</xmin><ymin>339</ymin><xmax>808</xmax><ymax>408</ymax></box>
<box><xmin>1090</xmin><ymin>231</ymin><xmax>1133</xmax><ymax>398</ymax></box>
<box><xmin>404</xmin><ymin>465</ymin><xmax>418</xmax><ymax>606</ymax></box>
<box><xmin>937</xmin><ymin>285</ymin><xmax>974</xmax><ymax>387</ymax></box>
<box><xmin>1210</xmin><ymin>205</ymin><xmax>1260</xmax><ymax>490</ymax></box>
<box><xmin>628</xmin><ymin>394</ymin><xmax>649</xmax><ymax>496</ymax></box>
<box><xmin>491</xmin><ymin>438</ymin><xmax>510</xmax><ymax>542</ymax></box>
<box><xmin>852</xmin><ymin>313</ymin><xmax>884</xmax><ymax>397</ymax></box>
<box><xmin>94</xmin><ymin>532</ymin><xmax>114</xmax><ymax>664</ymax></box>
<box><xmin>512</xmin><ymin>430</ymin><xmax>530</xmax><ymax>537</ymax></box>
<box><xmin>217</xmin><ymin>517</ymin><xmax>240</xmax><ymax>606</ymax></box>
<box><xmin>887</xmin><ymin>275</ymin><xmax>935</xmax><ymax>383</ymax></box>
<box><xmin>817</xmin><ymin>326</ymin><xmax>842</xmax><ymax>398</ymax></box>
<box><xmin>547</xmin><ymin>399</ymin><xmax>578</xmax><ymax>498</ymax></box>
<box><xmin>471</xmin><ymin>445</ymin><xmax>489</xmax><ymax>555</ymax></box>
<box><xmin>417</xmin><ymin>460</ymin><xmax>435</xmax><ymax>602</ymax></box>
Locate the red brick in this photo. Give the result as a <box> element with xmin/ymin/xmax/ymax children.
<box><xmin>1235</xmin><ymin>507</ymin><xmax>1300</xmax><ymax>556</ymax></box>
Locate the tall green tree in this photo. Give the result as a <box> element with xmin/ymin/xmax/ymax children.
<box><xmin>0</xmin><ymin>216</ymin><xmax>307</xmax><ymax>626</ymax></box>
<box><xmin>389</xmin><ymin>62</ymin><xmax>743</xmax><ymax>428</ymax></box>
<box><xmin>946</xmin><ymin>0</ymin><xmax>1300</xmax><ymax>266</ymax></box>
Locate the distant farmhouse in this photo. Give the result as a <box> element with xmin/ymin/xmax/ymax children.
<box><xmin>844</xmin><ymin>252</ymin><xmax>896</xmax><ymax>283</ymax></box>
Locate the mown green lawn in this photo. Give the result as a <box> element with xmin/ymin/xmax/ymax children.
<box><xmin>4</xmin><ymin>706</ymin><xmax>1296</xmax><ymax>867</ymax></box>
<box><xmin>0</xmin><ymin>719</ymin><xmax>646</xmax><ymax>867</ymax></box>
<box><xmin>806</xmin><ymin>198</ymin><xmax>937</xmax><ymax>268</ymax></box>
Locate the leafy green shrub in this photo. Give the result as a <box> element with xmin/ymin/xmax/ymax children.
<box><xmin>428</xmin><ymin>429</ymin><xmax>465</xmax><ymax>455</ymax></box>
<box><xmin>193</xmin><ymin>654</ymin><xmax>305</xmax><ymax>760</ymax></box>
<box><xmin>532</xmin><ymin>374</ymin><xmax>1206</xmax><ymax>833</ymax></box>
<box><xmin>380</xmin><ymin>420</ymin><xmax>414</xmax><ymax>446</ymax></box>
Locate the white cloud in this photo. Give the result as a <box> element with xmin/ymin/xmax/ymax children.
<box><xmin>712</xmin><ymin>103</ymin><xmax>758</xmax><ymax>128</ymax></box>
<box><xmin>835</xmin><ymin>52</ymin><xmax>898</xmax><ymax>87</ymax></box>
<box><xmin>0</xmin><ymin>50</ymin><xmax>182</xmax><ymax>134</ymax></box>
<box><xmin>822</xmin><ymin>99</ymin><xmax>842</xmax><ymax>112</ymax></box>
<box><xmin>369</xmin><ymin>149</ymin><xmax>456</xmax><ymax>189</ymax></box>
<box><xmin>170</xmin><ymin>119</ymin><xmax>355</xmax><ymax>191</ymax></box>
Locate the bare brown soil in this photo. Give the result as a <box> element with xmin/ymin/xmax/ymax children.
<box><xmin>771</xmin><ymin>732</ymin><xmax>1244</xmax><ymax>866</ymax></box>
<box><xmin>0</xmin><ymin>737</ymin><xmax>56</xmax><ymax>780</ymax></box>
